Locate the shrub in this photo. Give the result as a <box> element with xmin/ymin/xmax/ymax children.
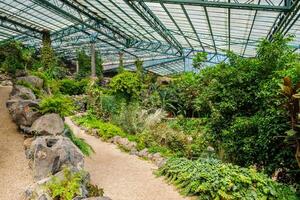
<box><xmin>46</xmin><ymin>168</ymin><xmax>84</xmax><ymax>200</ymax></box>
<box><xmin>109</xmin><ymin>71</ymin><xmax>142</xmax><ymax>101</ymax></box>
<box><xmin>158</xmin><ymin>158</ymin><xmax>298</xmax><ymax>200</ymax></box>
<box><xmin>112</xmin><ymin>102</ymin><xmax>166</xmax><ymax>134</ymax></box>
<box><xmin>64</xmin><ymin>125</ymin><xmax>94</xmax><ymax>156</ymax></box>
<box><xmin>59</xmin><ymin>79</ymin><xmax>88</xmax><ymax>95</ymax></box>
<box><xmin>73</xmin><ymin>115</ymin><xmax>127</xmax><ymax>140</ymax></box>
<box><xmin>39</xmin><ymin>95</ymin><xmax>76</xmax><ymax>117</ymax></box>
<box><xmin>87</xmin><ymin>82</ymin><xmax>123</xmax><ymax>121</ymax></box>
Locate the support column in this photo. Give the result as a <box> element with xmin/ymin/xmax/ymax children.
<box><xmin>118</xmin><ymin>51</ymin><xmax>124</xmax><ymax>73</ymax></box>
<box><xmin>76</xmin><ymin>60</ymin><xmax>79</xmax><ymax>73</ymax></box>
<box><xmin>91</xmin><ymin>43</ymin><xmax>96</xmax><ymax>77</ymax></box>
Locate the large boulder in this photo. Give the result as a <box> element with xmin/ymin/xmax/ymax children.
<box><xmin>25</xmin><ymin>167</ymin><xmax>90</xmax><ymax>200</ymax></box>
<box><xmin>6</xmin><ymin>99</ymin><xmax>41</xmax><ymax>127</ymax></box>
<box><xmin>30</xmin><ymin>114</ymin><xmax>64</xmax><ymax>136</ymax></box>
<box><xmin>17</xmin><ymin>75</ymin><xmax>44</xmax><ymax>89</ymax></box>
<box><xmin>26</xmin><ymin>136</ymin><xmax>84</xmax><ymax>181</ymax></box>
<box><xmin>10</xmin><ymin>85</ymin><xmax>36</xmax><ymax>100</ymax></box>
<box><xmin>1</xmin><ymin>80</ymin><xmax>13</xmax><ymax>86</ymax></box>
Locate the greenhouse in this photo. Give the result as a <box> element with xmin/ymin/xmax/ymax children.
<box><xmin>0</xmin><ymin>0</ymin><xmax>299</xmax><ymax>199</ymax></box>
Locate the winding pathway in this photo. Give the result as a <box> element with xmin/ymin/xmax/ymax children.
<box><xmin>66</xmin><ymin>117</ymin><xmax>191</xmax><ymax>200</ymax></box>
<box><xmin>0</xmin><ymin>86</ymin><xmax>33</xmax><ymax>200</ymax></box>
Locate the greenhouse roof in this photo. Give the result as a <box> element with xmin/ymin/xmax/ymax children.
<box><xmin>0</xmin><ymin>0</ymin><xmax>299</xmax><ymax>75</ymax></box>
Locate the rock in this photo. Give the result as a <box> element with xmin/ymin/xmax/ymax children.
<box><xmin>10</xmin><ymin>85</ymin><xmax>36</xmax><ymax>100</ymax></box>
<box><xmin>20</xmin><ymin>125</ymin><xmax>32</xmax><ymax>134</ymax></box>
<box><xmin>1</xmin><ymin>80</ymin><xmax>13</xmax><ymax>86</ymax></box>
<box><xmin>137</xmin><ymin>148</ymin><xmax>149</xmax><ymax>158</ymax></box>
<box><xmin>130</xmin><ymin>148</ymin><xmax>138</xmax><ymax>156</ymax></box>
<box><xmin>25</xmin><ymin>167</ymin><xmax>90</xmax><ymax>200</ymax></box>
<box><xmin>110</xmin><ymin>136</ymin><xmax>121</xmax><ymax>144</ymax></box>
<box><xmin>15</xmin><ymin>69</ymin><xmax>27</xmax><ymax>77</ymax></box>
<box><xmin>27</xmin><ymin>136</ymin><xmax>84</xmax><ymax>180</ymax></box>
<box><xmin>156</xmin><ymin>158</ymin><xmax>167</xmax><ymax>168</ymax></box>
<box><xmin>91</xmin><ymin>129</ymin><xmax>98</xmax><ymax>136</ymax></box>
<box><xmin>0</xmin><ymin>73</ymin><xmax>10</xmax><ymax>81</ymax></box>
<box><xmin>17</xmin><ymin>75</ymin><xmax>44</xmax><ymax>89</ymax></box>
<box><xmin>150</xmin><ymin>153</ymin><xmax>166</xmax><ymax>167</ymax></box>
<box><xmin>30</xmin><ymin>114</ymin><xmax>64</xmax><ymax>136</ymax></box>
<box><xmin>6</xmin><ymin>99</ymin><xmax>41</xmax><ymax>127</ymax></box>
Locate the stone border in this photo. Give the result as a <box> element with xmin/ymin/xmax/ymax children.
<box><xmin>65</xmin><ymin>116</ymin><xmax>167</xmax><ymax>168</ymax></box>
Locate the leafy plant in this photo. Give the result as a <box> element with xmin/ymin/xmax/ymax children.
<box><xmin>158</xmin><ymin>157</ymin><xmax>298</xmax><ymax>200</ymax></box>
<box><xmin>280</xmin><ymin>77</ymin><xmax>300</xmax><ymax>168</ymax></box>
<box><xmin>73</xmin><ymin>115</ymin><xmax>127</xmax><ymax>140</ymax></box>
<box><xmin>46</xmin><ymin>168</ymin><xmax>84</xmax><ymax>200</ymax></box>
<box><xmin>59</xmin><ymin>79</ymin><xmax>88</xmax><ymax>96</ymax></box>
<box><xmin>192</xmin><ymin>52</ymin><xmax>208</xmax><ymax>70</ymax></box>
<box><xmin>86</xmin><ymin>183</ymin><xmax>104</xmax><ymax>197</ymax></box>
<box><xmin>39</xmin><ymin>95</ymin><xmax>76</xmax><ymax>117</ymax></box>
<box><xmin>109</xmin><ymin>71</ymin><xmax>142</xmax><ymax>101</ymax></box>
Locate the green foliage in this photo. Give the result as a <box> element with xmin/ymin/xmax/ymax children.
<box><xmin>46</xmin><ymin>168</ymin><xmax>84</xmax><ymax>200</ymax></box>
<box><xmin>64</xmin><ymin>125</ymin><xmax>94</xmax><ymax>156</ymax></box>
<box><xmin>158</xmin><ymin>158</ymin><xmax>298</xmax><ymax>200</ymax></box>
<box><xmin>0</xmin><ymin>41</ymin><xmax>31</xmax><ymax>74</ymax></box>
<box><xmin>109</xmin><ymin>71</ymin><xmax>142</xmax><ymax>101</ymax></box>
<box><xmin>159</xmin><ymin>72</ymin><xmax>200</xmax><ymax>116</ymax></box>
<box><xmin>59</xmin><ymin>79</ymin><xmax>88</xmax><ymax>95</ymax></box>
<box><xmin>75</xmin><ymin>49</ymin><xmax>103</xmax><ymax>79</ymax></box>
<box><xmin>86</xmin><ymin>183</ymin><xmax>104</xmax><ymax>197</ymax></box>
<box><xmin>39</xmin><ymin>95</ymin><xmax>76</xmax><ymax>117</ymax></box>
<box><xmin>41</xmin><ymin>31</ymin><xmax>56</xmax><ymax>69</ymax></box>
<box><xmin>192</xmin><ymin>52</ymin><xmax>208</xmax><ymax>70</ymax></box>
<box><xmin>16</xmin><ymin>80</ymin><xmax>43</xmax><ymax>98</ymax></box>
<box><xmin>160</xmin><ymin>35</ymin><xmax>300</xmax><ymax>182</ymax></box>
<box><xmin>73</xmin><ymin>115</ymin><xmax>127</xmax><ymax>140</ymax></box>
<box><xmin>87</xmin><ymin>82</ymin><xmax>123</xmax><ymax>121</ymax></box>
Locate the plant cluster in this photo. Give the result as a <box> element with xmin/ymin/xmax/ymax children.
<box><xmin>59</xmin><ymin>78</ymin><xmax>88</xmax><ymax>96</ymax></box>
<box><xmin>109</xmin><ymin>71</ymin><xmax>142</xmax><ymax>101</ymax></box>
<box><xmin>159</xmin><ymin>35</ymin><xmax>300</xmax><ymax>183</ymax></box>
<box><xmin>0</xmin><ymin>41</ymin><xmax>34</xmax><ymax>74</ymax></box>
<box><xmin>73</xmin><ymin>115</ymin><xmax>127</xmax><ymax>140</ymax></box>
<box><xmin>46</xmin><ymin>168</ymin><xmax>84</xmax><ymax>200</ymax></box>
<box><xmin>64</xmin><ymin>125</ymin><xmax>95</xmax><ymax>156</ymax></box>
<box><xmin>39</xmin><ymin>95</ymin><xmax>76</xmax><ymax>117</ymax></box>
<box><xmin>158</xmin><ymin>157</ymin><xmax>298</xmax><ymax>200</ymax></box>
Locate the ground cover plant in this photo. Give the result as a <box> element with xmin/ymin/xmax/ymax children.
<box><xmin>64</xmin><ymin>125</ymin><xmax>95</xmax><ymax>156</ymax></box>
<box><xmin>158</xmin><ymin>157</ymin><xmax>298</xmax><ymax>200</ymax></box>
<box><xmin>39</xmin><ymin>95</ymin><xmax>76</xmax><ymax>117</ymax></box>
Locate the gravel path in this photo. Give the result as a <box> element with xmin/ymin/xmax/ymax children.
<box><xmin>0</xmin><ymin>86</ymin><xmax>34</xmax><ymax>200</ymax></box>
<box><xmin>66</xmin><ymin>117</ymin><xmax>191</xmax><ymax>200</ymax></box>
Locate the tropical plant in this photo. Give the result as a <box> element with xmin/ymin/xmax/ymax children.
<box><xmin>280</xmin><ymin>77</ymin><xmax>300</xmax><ymax>168</ymax></box>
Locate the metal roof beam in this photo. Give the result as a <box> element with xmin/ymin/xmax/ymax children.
<box><xmin>124</xmin><ymin>0</ymin><xmax>183</xmax><ymax>55</ymax></box>
<box><xmin>0</xmin><ymin>16</ymin><xmax>43</xmax><ymax>41</ymax></box>
<box><xmin>130</xmin><ymin>0</ymin><xmax>292</xmax><ymax>11</ymax></box>
<box><xmin>267</xmin><ymin>0</ymin><xmax>300</xmax><ymax>40</ymax></box>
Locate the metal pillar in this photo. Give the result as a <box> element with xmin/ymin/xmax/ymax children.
<box><xmin>76</xmin><ymin>60</ymin><xmax>79</xmax><ymax>73</ymax></box>
<box><xmin>91</xmin><ymin>42</ymin><xmax>96</xmax><ymax>77</ymax></box>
